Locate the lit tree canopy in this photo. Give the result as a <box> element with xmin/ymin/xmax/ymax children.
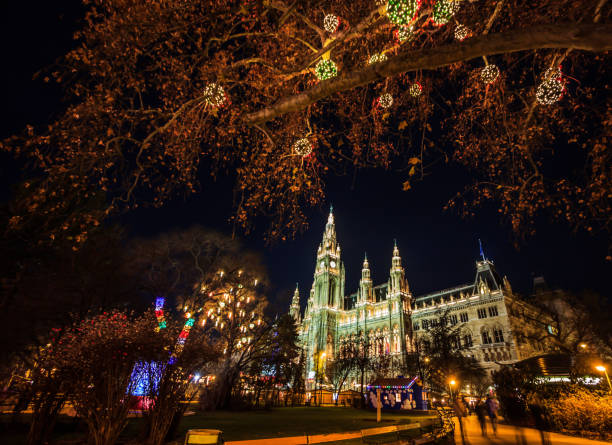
<box><xmin>3</xmin><ymin>0</ymin><xmax>611</xmax><ymax>247</ymax></box>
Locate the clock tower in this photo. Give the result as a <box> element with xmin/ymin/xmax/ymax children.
<box><xmin>313</xmin><ymin>206</ymin><xmax>344</xmax><ymax>309</ymax></box>
<box><xmin>303</xmin><ymin>207</ymin><xmax>345</xmax><ymax>384</ymax></box>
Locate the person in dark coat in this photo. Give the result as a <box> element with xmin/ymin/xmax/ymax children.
<box><xmin>452</xmin><ymin>396</ymin><xmax>467</xmax><ymax>444</ymax></box>
<box><xmin>486</xmin><ymin>394</ymin><xmax>500</xmax><ymax>436</ymax></box>
<box><xmin>475</xmin><ymin>398</ymin><xmax>488</xmax><ymax>437</ymax></box>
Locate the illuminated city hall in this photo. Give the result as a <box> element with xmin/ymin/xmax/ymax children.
<box><xmin>288</xmin><ymin>208</ymin><xmax>554</xmax><ymax>389</ymax></box>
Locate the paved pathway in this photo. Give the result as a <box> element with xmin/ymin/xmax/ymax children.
<box><xmin>454</xmin><ymin>415</ymin><xmax>610</xmax><ymax>445</ymax></box>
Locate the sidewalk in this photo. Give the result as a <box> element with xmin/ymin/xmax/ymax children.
<box><xmin>454</xmin><ymin>415</ymin><xmax>610</xmax><ymax>445</ymax></box>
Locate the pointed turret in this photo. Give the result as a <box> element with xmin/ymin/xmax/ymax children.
<box><xmin>473</xmin><ymin>259</ymin><xmax>502</xmax><ymax>294</ymax></box>
<box><xmin>359</xmin><ymin>253</ymin><xmax>373</xmax><ymax>303</ymax></box>
<box><xmin>289</xmin><ymin>283</ymin><xmax>301</xmax><ymax>323</ymax></box>
<box><xmin>389</xmin><ymin>240</ymin><xmax>407</xmax><ymax>296</ymax></box>
<box><xmin>318</xmin><ymin>206</ymin><xmax>339</xmax><ymax>258</ymax></box>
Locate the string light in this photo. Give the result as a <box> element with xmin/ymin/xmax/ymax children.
<box><xmin>368</xmin><ymin>53</ymin><xmax>388</xmax><ymax>65</ymax></box>
<box><xmin>293</xmin><ymin>138</ymin><xmax>312</xmax><ymax>157</ymax></box>
<box><xmin>315</xmin><ymin>59</ymin><xmax>338</xmax><ymax>81</ymax></box>
<box><xmin>203</xmin><ymin>83</ymin><xmax>227</xmax><ymax>107</ymax></box>
<box><xmin>154</xmin><ymin>297</ymin><xmax>167</xmax><ymax>330</ymax></box>
<box><xmin>387</xmin><ymin>0</ymin><xmax>421</xmax><ymax>26</ymax></box>
<box><xmin>454</xmin><ymin>24</ymin><xmax>471</xmax><ymax>41</ymax></box>
<box><xmin>432</xmin><ymin>0</ymin><xmax>458</xmax><ymax>26</ymax></box>
<box><xmin>481</xmin><ymin>64</ymin><xmax>500</xmax><ymax>84</ymax></box>
<box><xmin>377</xmin><ymin>93</ymin><xmax>394</xmax><ymax>109</ymax></box>
<box><xmin>323</xmin><ymin>14</ymin><xmax>339</xmax><ymax>33</ymax></box>
<box><xmin>409</xmin><ymin>82</ymin><xmax>422</xmax><ymax>97</ymax></box>
<box><xmin>395</xmin><ymin>25</ymin><xmax>414</xmax><ymax>43</ymax></box>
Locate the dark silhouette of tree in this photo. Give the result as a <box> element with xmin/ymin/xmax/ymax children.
<box><xmin>417</xmin><ymin>309</ymin><xmax>485</xmax><ymax>394</ymax></box>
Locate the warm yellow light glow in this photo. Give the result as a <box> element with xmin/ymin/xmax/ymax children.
<box><xmin>580</xmin><ymin>343</ymin><xmax>587</xmax><ymax>349</ymax></box>
<box><xmin>449</xmin><ymin>380</ymin><xmax>456</xmax><ymax>386</ymax></box>
<box><xmin>596</xmin><ymin>365</ymin><xmax>606</xmax><ymax>372</ymax></box>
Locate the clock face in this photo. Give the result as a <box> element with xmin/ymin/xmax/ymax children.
<box><xmin>330</xmin><ymin>260</ymin><xmax>336</xmax><ymax>268</ymax></box>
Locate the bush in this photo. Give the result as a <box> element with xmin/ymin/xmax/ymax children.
<box><xmin>538</xmin><ymin>388</ymin><xmax>612</xmax><ymax>440</ymax></box>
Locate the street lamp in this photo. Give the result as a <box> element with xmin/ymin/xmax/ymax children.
<box><xmin>449</xmin><ymin>379</ymin><xmax>457</xmax><ymax>400</ymax></box>
<box><xmin>595</xmin><ymin>365</ymin><xmax>612</xmax><ymax>393</ymax></box>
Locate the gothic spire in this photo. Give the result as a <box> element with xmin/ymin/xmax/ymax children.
<box><xmin>289</xmin><ymin>283</ymin><xmax>301</xmax><ymax>322</ymax></box>
<box><xmin>318</xmin><ymin>205</ymin><xmax>339</xmax><ymax>258</ymax></box>
<box><xmin>362</xmin><ymin>253</ymin><xmax>371</xmax><ymax>279</ymax></box>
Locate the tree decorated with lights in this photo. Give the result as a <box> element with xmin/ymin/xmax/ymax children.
<box><xmin>4</xmin><ymin>0</ymin><xmax>611</xmax><ymax>253</ymax></box>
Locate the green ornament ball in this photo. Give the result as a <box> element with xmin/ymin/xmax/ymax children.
<box><xmin>387</xmin><ymin>0</ymin><xmax>421</xmax><ymax>26</ymax></box>
<box><xmin>432</xmin><ymin>0</ymin><xmax>458</xmax><ymax>26</ymax></box>
<box><xmin>315</xmin><ymin>59</ymin><xmax>338</xmax><ymax>81</ymax></box>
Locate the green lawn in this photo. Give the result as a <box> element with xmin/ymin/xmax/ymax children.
<box><xmin>170</xmin><ymin>407</ymin><xmax>433</xmax><ymax>441</ymax></box>
<box><xmin>1</xmin><ymin>407</ymin><xmax>435</xmax><ymax>444</ymax></box>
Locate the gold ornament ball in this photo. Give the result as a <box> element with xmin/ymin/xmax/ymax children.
<box><xmin>378</xmin><ymin>93</ymin><xmax>394</xmax><ymax>109</ymax></box>
<box><xmin>481</xmin><ymin>64</ymin><xmax>500</xmax><ymax>84</ymax></box>
<box><xmin>293</xmin><ymin>138</ymin><xmax>313</xmax><ymax>157</ymax></box>
<box><xmin>369</xmin><ymin>53</ymin><xmax>388</xmax><ymax>65</ymax></box>
<box><xmin>454</xmin><ymin>24</ymin><xmax>470</xmax><ymax>41</ymax></box>
<box><xmin>409</xmin><ymin>82</ymin><xmax>422</xmax><ymax>97</ymax></box>
<box><xmin>203</xmin><ymin>83</ymin><xmax>226</xmax><ymax>107</ymax></box>
<box><xmin>536</xmin><ymin>79</ymin><xmax>564</xmax><ymax>105</ymax></box>
<box><xmin>323</xmin><ymin>14</ymin><xmax>339</xmax><ymax>33</ymax></box>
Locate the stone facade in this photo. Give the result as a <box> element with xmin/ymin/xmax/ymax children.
<box><xmin>290</xmin><ymin>209</ymin><xmax>554</xmax><ymax>388</ymax></box>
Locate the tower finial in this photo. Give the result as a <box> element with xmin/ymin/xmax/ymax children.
<box><xmin>394</xmin><ymin>238</ymin><xmax>397</xmax><ymax>247</ymax></box>
<box><xmin>478</xmin><ymin>239</ymin><xmax>486</xmax><ymax>261</ymax></box>
<box><xmin>327</xmin><ymin>205</ymin><xmax>334</xmax><ymax>225</ymax></box>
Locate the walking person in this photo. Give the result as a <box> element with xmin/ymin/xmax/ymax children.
<box><xmin>475</xmin><ymin>398</ymin><xmax>488</xmax><ymax>437</ymax></box>
<box><xmin>452</xmin><ymin>396</ymin><xmax>467</xmax><ymax>444</ymax></box>
<box><xmin>529</xmin><ymin>399</ymin><xmax>551</xmax><ymax>445</ymax></box>
<box><xmin>486</xmin><ymin>394</ymin><xmax>500</xmax><ymax>436</ymax></box>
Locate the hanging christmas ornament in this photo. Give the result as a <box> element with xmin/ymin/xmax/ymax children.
<box><xmin>481</xmin><ymin>64</ymin><xmax>500</xmax><ymax>84</ymax></box>
<box><xmin>536</xmin><ymin>80</ymin><xmax>564</xmax><ymax>105</ymax></box>
<box><xmin>536</xmin><ymin>69</ymin><xmax>564</xmax><ymax>105</ymax></box>
<box><xmin>315</xmin><ymin>59</ymin><xmax>338</xmax><ymax>80</ymax></box>
<box><xmin>377</xmin><ymin>93</ymin><xmax>394</xmax><ymax>109</ymax></box>
<box><xmin>203</xmin><ymin>83</ymin><xmax>227</xmax><ymax>107</ymax></box>
<box><xmin>387</xmin><ymin>0</ymin><xmax>422</xmax><ymax>26</ymax></box>
<box><xmin>293</xmin><ymin>138</ymin><xmax>313</xmax><ymax>157</ymax></box>
<box><xmin>395</xmin><ymin>25</ymin><xmax>414</xmax><ymax>43</ymax></box>
<box><xmin>432</xmin><ymin>0</ymin><xmax>458</xmax><ymax>26</ymax></box>
<box><xmin>323</xmin><ymin>14</ymin><xmax>340</xmax><ymax>33</ymax></box>
<box><xmin>454</xmin><ymin>23</ymin><xmax>471</xmax><ymax>41</ymax></box>
<box><xmin>368</xmin><ymin>53</ymin><xmax>388</xmax><ymax>65</ymax></box>
<box><xmin>409</xmin><ymin>82</ymin><xmax>422</xmax><ymax>97</ymax></box>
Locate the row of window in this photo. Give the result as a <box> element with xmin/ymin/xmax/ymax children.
<box><xmin>477</xmin><ymin>305</ymin><xmax>499</xmax><ymax>319</ymax></box>
<box><xmin>482</xmin><ymin>328</ymin><xmax>505</xmax><ymax>344</ymax></box>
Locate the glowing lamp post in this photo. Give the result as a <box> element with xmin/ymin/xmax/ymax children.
<box><xmin>449</xmin><ymin>379</ymin><xmax>457</xmax><ymax>400</ymax></box>
<box><xmin>595</xmin><ymin>365</ymin><xmax>612</xmax><ymax>393</ymax></box>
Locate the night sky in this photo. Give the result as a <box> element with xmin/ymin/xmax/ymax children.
<box><xmin>2</xmin><ymin>2</ymin><xmax>610</xmax><ymax>312</ymax></box>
